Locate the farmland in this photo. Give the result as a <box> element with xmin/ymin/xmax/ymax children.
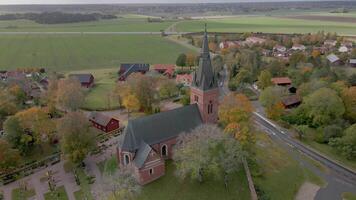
<box><xmin>176</xmin><ymin>16</ymin><xmax>356</xmax><ymax>35</ymax></box>
<box><xmin>0</xmin><ymin>34</ymin><xmax>193</xmax><ymax>71</ymax></box>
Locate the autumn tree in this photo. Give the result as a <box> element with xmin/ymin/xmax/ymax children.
<box><xmin>58</xmin><ymin>112</ymin><xmax>95</xmax><ymax>164</ymax></box>
<box><xmin>259</xmin><ymin>86</ymin><xmax>286</xmax><ymax>119</ymax></box>
<box><xmin>122</xmin><ymin>94</ymin><xmax>140</xmax><ymax>118</ymax></box>
<box><xmin>342</xmin><ymin>87</ymin><xmax>356</xmax><ymax>122</ymax></box>
<box><xmin>0</xmin><ymin>87</ymin><xmax>18</xmax><ymax>119</ymax></box>
<box><xmin>15</xmin><ymin>107</ymin><xmax>56</xmax><ymax>144</ymax></box>
<box><xmin>0</xmin><ymin>139</ymin><xmax>21</xmax><ymax>174</ymax></box>
<box><xmin>42</xmin><ymin>75</ymin><xmax>59</xmax><ymax>115</ymax></box>
<box><xmin>212</xmin><ymin>55</ymin><xmax>224</xmax><ymax>73</ymax></box>
<box><xmin>158</xmin><ymin>78</ymin><xmax>178</xmax><ymax>99</ymax></box>
<box><xmin>56</xmin><ymin>78</ymin><xmax>84</xmax><ymax>111</ymax></box>
<box><xmin>257</xmin><ymin>70</ymin><xmax>273</xmax><ymax>90</ymax></box>
<box><xmin>186</xmin><ymin>53</ymin><xmax>197</xmax><ymax>68</ymax></box>
<box><xmin>289</xmin><ymin>52</ymin><xmax>306</xmax><ymax>68</ymax></box>
<box><xmin>208</xmin><ymin>42</ymin><xmax>217</xmax><ymax>52</ymax></box>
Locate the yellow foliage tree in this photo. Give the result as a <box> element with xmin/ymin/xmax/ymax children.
<box><xmin>122</xmin><ymin>94</ymin><xmax>140</xmax><ymax>118</ymax></box>
<box><xmin>266</xmin><ymin>102</ymin><xmax>285</xmax><ymax>120</ymax></box>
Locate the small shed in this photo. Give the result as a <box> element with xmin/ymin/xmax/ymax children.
<box><xmin>69</xmin><ymin>74</ymin><xmax>94</xmax><ymax>88</ymax></box>
<box><xmin>89</xmin><ymin>112</ymin><xmax>120</xmax><ymax>133</ymax></box>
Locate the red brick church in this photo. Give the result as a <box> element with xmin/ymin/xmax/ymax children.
<box><xmin>117</xmin><ymin>27</ymin><xmax>219</xmax><ymax>185</ymax></box>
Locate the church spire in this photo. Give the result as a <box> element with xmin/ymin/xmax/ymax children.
<box><xmin>192</xmin><ymin>24</ymin><xmax>217</xmax><ymax>91</ymax></box>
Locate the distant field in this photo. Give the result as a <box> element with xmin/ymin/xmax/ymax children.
<box><xmin>176</xmin><ymin>16</ymin><xmax>356</xmax><ymax>35</ymax></box>
<box><xmin>0</xmin><ymin>17</ymin><xmax>174</xmax><ymax>32</ymax></box>
<box><xmin>0</xmin><ymin>34</ymin><xmax>192</xmax><ymax>71</ymax></box>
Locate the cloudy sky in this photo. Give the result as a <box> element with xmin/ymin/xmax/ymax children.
<box><xmin>0</xmin><ymin>0</ymin><xmax>333</xmax><ymax>5</ymax></box>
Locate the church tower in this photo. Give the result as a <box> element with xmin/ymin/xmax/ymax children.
<box><xmin>190</xmin><ymin>25</ymin><xmax>219</xmax><ymax>124</ymax></box>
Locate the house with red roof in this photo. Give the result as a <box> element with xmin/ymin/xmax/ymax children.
<box><xmin>176</xmin><ymin>73</ymin><xmax>192</xmax><ymax>86</ymax></box>
<box><xmin>271</xmin><ymin>77</ymin><xmax>292</xmax><ymax>86</ymax></box>
<box><xmin>153</xmin><ymin>64</ymin><xmax>175</xmax><ymax>78</ymax></box>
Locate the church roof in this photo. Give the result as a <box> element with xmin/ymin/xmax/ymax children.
<box><xmin>192</xmin><ymin>25</ymin><xmax>218</xmax><ymax>91</ymax></box>
<box><xmin>120</xmin><ymin>104</ymin><xmax>203</xmax><ymax>152</ymax></box>
<box><xmin>133</xmin><ymin>142</ymin><xmax>153</xmax><ymax>168</ymax></box>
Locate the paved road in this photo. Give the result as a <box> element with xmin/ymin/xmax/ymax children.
<box><xmin>253</xmin><ymin>113</ymin><xmax>356</xmax><ymax>199</ymax></box>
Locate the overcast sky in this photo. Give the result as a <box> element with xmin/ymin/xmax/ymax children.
<box><xmin>0</xmin><ymin>0</ymin><xmax>335</xmax><ymax>5</ymax></box>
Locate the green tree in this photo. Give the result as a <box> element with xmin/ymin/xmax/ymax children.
<box><xmin>257</xmin><ymin>70</ymin><xmax>273</xmax><ymax>90</ymax></box>
<box><xmin>301</xmin><ymin>88</ymin><xmax>345</xmax><ymax>127</ymax></box>
<box><xmin>234</xmin><ymin>68</ymin><xmax>252</xmax><ymax>87</ymax></box>
<box><xmin>342</xmin><ymin>87</ymin><xmax>356</xmax><ymax>122</ymax></box>
<box><xmin>4</xmin><ymin>116</ymin><xmax>33</xmax><ymax>154</ymax></box>
<box><xmin>329</xmin><ymin>124</ymin><xmax>356</xmax><ymax>160</ymax></box>
<box><xmin>348</xmin><ymin>74</ymin><xmax>356</xmax><ymax>86</ymax></box>
<box><xmin>289</xmin><ymin>52</ymin><xmax>306</xmax><ymax>68</ymax></box>
<box><xmin>0</xmin><ymin>139</ymin><xmax>21</xmax><ymax>174</ymax></box>
<box><xmin>176</xmin><ymin>53</ymin><xmax>187</xmax><ymax>67</ymax></box>
<box><xmin>259</xmin><ymin>86</ymin><xmax>286</xmax><ymax>119</ymax></box>
<box><xmin>58</xmin><ymin>112</ymin><xmax>95</xmax><ymax>164</ymax></box>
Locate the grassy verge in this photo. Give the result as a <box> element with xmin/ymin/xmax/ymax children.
<box><xmin>343</xmin><ymin>192</ymin><xmax>356</xmax><ymax>200</ymax></box>
<box><xmin>301</xmin><ymin>131</ymin><xmax>356</xmax><ymax>171</ymax></box>
<box><xmin>252</xmin><ymin>133</ymin><xmax>324</xmax><ymax>200</ymax></box>
<box><xmin>73</xmin><ymin>169</ymin><xmax>95</xmax><ymax>200</ymax></box>
<box><xmin>44</xmin><ymin>186</ymin><xmax>68</xmax><ymax>200</ymax></box>
<box><xmin>11</xmin><ymin>188</ymin><xmax>35</xmax><ymax>200</ymax></box>
<box><xmin>137</xmin><ymin>161</ymin><xmax>250</xmax><ymax>200</ymax></box>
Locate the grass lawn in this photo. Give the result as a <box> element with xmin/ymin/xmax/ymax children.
<box><xmin>0</xmin><ymin>34</ymin><xmax>193</xmax><ymax>71</ymax></box>
<box><xmin>97</xmin><ymin>155</ymin><xmax>118</xmax><ymax>175</ymax></box>
<box><xmin>253</xmin><ymin>133</ymin><xmax>324</xmax><ymax>200</ymax></box>
<box><xmin>0</xmin><ymin>18</ymin><xmax>174</xmax><ymax>32</ymax></box>
<box><xmin>73</xmin><ymin>169</ymin><xmax>94</xmax><ymax>200</ymax></box>
<box><xmin>176</xmin><ymin>16</ymin><xmax>356</xmax><ymax>35</ymax></box>
<box><xmin>343</xmin><ymin>192</ymin><xmax>356</xmax><ymax>200</ymax></box>
<box><xmin>44</xmin><ymin>186</ymin><xmax>68</xmax><ymax>200</ymax></box>
<box><xmin>137</xmin><ymin>161</ymin><xmax>250</xmax><ymax>200</ymax></box>
<box><xmin>11</xmin><ymin>188</ymin><xmax>35</xmax><ymax>200</ymax></box>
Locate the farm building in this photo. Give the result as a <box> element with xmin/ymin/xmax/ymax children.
<box><xmin>273</xmin><ymin>45</ymin><xmax>287</xmax><ymax>52</ymax></box>
<box><xmin>246</xmin><ymin>37</ymin><xmax>266</xmax><ymax>45</ymax></box>
<box><xmin>282</xmin><ymin>95</ymin><xmax>301</xmax><ymax>109</ymax></box>
<box><xmin>338</xmin><ymin>46</ymin><xmax>349</xmax><ymax>53</ymax></box>
<box><xmin>350</xmin><ymin>59</ymin><xmax>356</xmax><ymax>67</ymax></box>
<box><xmin>327</xmin><ymin>54</ymin><xmax>342</xmax><ymax>65</ymax></box>
<box><xmin>69</xmin><ymin>74</ymin><xmax>94</xmax><ymax>88</ymax></box>
<box><xmin>118</xmin><ymin>63</ymin><xmax>150</xmax><ymax>81</ymax></box>
<box><xmin>117</xmin><ymin>27</ymin><xmax>219</xmax><ymax>185</ymax></box>
<box><xmin>271</xmin><ymin>77</ymin><xmax>292</xmax><ymax>86</ymax></box>
<box><xmin>89</xmin><ymin>112</ymin><xmax>120</xmax><ymax>133</ymax></box>
<box><xmin>219</xmin><ymin>41</ymin><xmax>242</xmax><ymax>49</ymax></box>
<box><xmin>324</xmin><ymin>40</ymin><xmax>337</xmax><ymax>47</ymax></box>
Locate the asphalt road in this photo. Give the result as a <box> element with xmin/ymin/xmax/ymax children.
<box><xmin>253</xmin><ymin>113</ymin><xmax>356</xmax><ymax>199</ymax></box>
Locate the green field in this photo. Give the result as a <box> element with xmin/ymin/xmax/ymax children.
<box><xmin>0</xmin><ymin>17</ymin><xmax>174</xmax><ymax>32</ymax></box>
<box><xmin>137</xmin><ymin>162</ymin><xmax>250</xmax><ymax>200</ymax></box>
<box><xmin>0</xmin><ymin>34</ymin><xmax>192</xmax><ymax>71</ymax></box>
<box><xmin>176</xmin><ymin>16</ymin><xmax>356</xmax><ymax>35</ymax></box>
<box><xmin>253</xmin><ymin>133</ymin><xmax>324</xmax><ymax>200</ymax></box>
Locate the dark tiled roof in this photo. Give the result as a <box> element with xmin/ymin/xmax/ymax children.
<box><xmin>89</xmin><ymin>112</ymin><xmax>115</xmax><ymax>127</ymax></box>
<box><xmin>133</xmin><ymin>142</ymin><xmax>153</xmax><ymax>168</ymax></box>
<box><xmin>119</xmin><ymin>64</ymin><xmax>150</xmax><ymax>79</ymax></box>
<box><xmin>282</xmin><ymin>95</ymin><xmax>301</xmax><ymax>107</ymax></box>
<box><xmin>120</xmin><ymin>104</ymin><xmax>203</xmax><ymax>152</ymax></box>
<box><xmin>69</xmin><ymin>74</ymin><xmax>93</xmax><ymax>84</ymax></box>
<box><xmin>192</xmin><ymin>27</ymin><xmax>218</xmax><ymax>91</ymax></box>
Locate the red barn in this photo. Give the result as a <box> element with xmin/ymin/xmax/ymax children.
<box><xmin>69</xmin><ymin>74</ymin><xmax>94</xmax><ymax>88</ymax></box>
<box><xmin>89</xmin><ymin>112</ymin><xmax>120</xmax><ymax>133</ymax></box>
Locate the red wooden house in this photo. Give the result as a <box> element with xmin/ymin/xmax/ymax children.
<box><xmin>89</xmin><ymin>112</ymin><xmax>120</xmax><ymax>133</ymax></box>
<box><xmin>69</xmin><ymin>74</ymin><xmax>94</xmax><ymax>88</ymax></box>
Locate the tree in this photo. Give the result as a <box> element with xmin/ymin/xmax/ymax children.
<box><xmin>329</xmin><ymin>124</ymin><xmax>356</xmax><ymax>160</ymax></box>
<box><xmin>173</xmin><ymin>125</ymin><xmax>246</xmax><ymax>185</ymax></box>
<box><xmin>0</xmin><ymin>139</ymin><xmax>21</xmax><ymax>174</ymax></box>
<box><xmin>4</xmin><ymin>116</ymin><xmax>33</xmax><ymax>154</ymax></box>
<box><xmin>8</xmin><ymin>85</ymin><xmax>26</xmax><ymax>104</ymax></box>
<box><xmin>301</xmin><ymin>88</ymin><xmax>345</xmax><ymax>127</ymax></box>
<box><xmin>42</xmin><ymin>75</ymin><xmax>59</xmax><ymax>116</ymax></box>
<box><xmin>212</xmin><ymin>55</ymin><xmax>224</xmax><ymax>73</ymax></box>
<box><xmin>289</xmin><ymin>52</ymin><xmax>306</xmax><ymax>68</ymax></box>
<box><xmin>99</xmin><ymin>168</ymin><xmax>141</xmax><ymax>200</ymax></box>
<box><xmin>186</xmin><ymin>53</ymin><xmax>197</xmax><ymax>67</ymax></box>
<box><xmin>15</xmin><ymin>107</ymin><xmax>55</xmax><ymax>144</ymax></box>
<box><xmin>342</xmin><ymin>87</ymin><xmax>356</xmax><ymax>122</ymax></box>
<box><xmin>209</xmin><ymin>42</ymin><xmax>218</xmax><ymax>52</ymax></box>
<box><xmin>58</xmin><ymin>112</ymin><xmax>95</xmax><ymax>164</ymax></box>
<box><xmin>56</xmin><ymin>78</ymin><xmax>84</xmax><ymax>111</ymax></box>
<box><xmin>348</xmin><ymin>74</ymin><xmax>356</xmax><ymax>86</ymax></box>
<box><xmin>122</xmin><ymin>94</ymin><xmax>140</xmax><ymax>118</ymax></box>
<box><xmin>234</xmin><ymin>68</ymin><xmax>252</xmax><ymax>87</ymax></box>
<box><xmin>259</xmin><ymin>86</ymin><xmax>286</xmax><ymax>119</ymax></box>
<box><xmin>257</xmin><ymin>70</ymin><xmax>273</xmax><ymax>90</ymax></box>
<box><xmin>219</xmin><ymin>93</ymin><xmax>254</xmax><ymax>127</ymax></box>
<box><xmin>0</xmin><ymin>88</ymin><xmax>18</xmax><ymax>119</ymax></box>
<box><xmin>158</xmin><ymin>78</ymin><xmax>178</xmax><ymax>99</ymax></box>
<box><xmin>176</xmin><ymin>53</ymin><xmax>187</xmax><ymax>67</ymax></box>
